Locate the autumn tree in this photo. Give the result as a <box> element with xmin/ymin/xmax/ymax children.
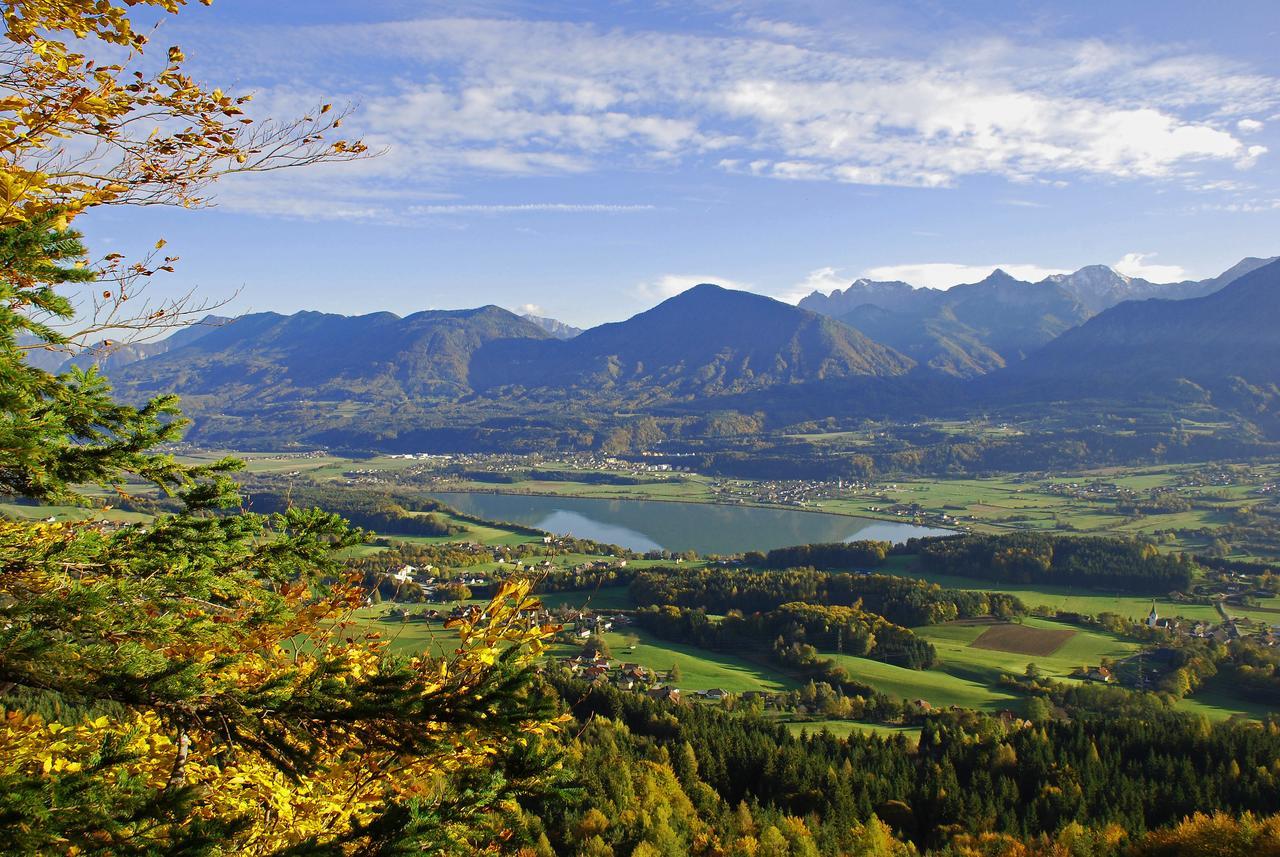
<box><xmin>3</xmin><ymin>0</ymin><xmax>367</xmax><ymax>359</ymax></box>
<box><xmin>0</xmin><ymin>2</ymin><xmax>561</xmax><ymax>853</ymax></box>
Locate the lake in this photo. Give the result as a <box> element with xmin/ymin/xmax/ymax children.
<box><xmin>432</xmin><ymin>491</ymin><xmax>953</xmax><ymax>554</ymax></box>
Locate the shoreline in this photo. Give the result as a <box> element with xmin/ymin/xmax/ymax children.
<box><xmin>427</xmin><ymin>483</ymin><xmax>959</xmax><ymax>534</ymax></box>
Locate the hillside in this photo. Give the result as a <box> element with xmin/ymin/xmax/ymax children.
<box><xmin>62</xmin><ymin>315</ymin><xmax>230</xmax><ymax>374</ymax></box>
<box><xmin>798</xmin><ymin>259</ymin><xmax>1275</xmax><ymax>377</ymax></box>
<box><xmin>833</xmin><ymin>270</ymin><xmax>1087</xmax><ymax>377</ymax></box>
<box><xmin>1001</xmin><ymin>258</ymin><xmax>1280</xmax><ymax>400</ymax></box>
<box><xmin>110</xmin><ymin>305</ymin><xmax>551</xmax><ymax>406</ymax></box>
<box><xmin>471</xmin><ymin>283</ymin><xmax>914</xmax><ymax>399</ymax></box>
<box><xmin>1043</xmin><ymin>257</ymin><xmax>1277</xmax><ymax>313</ymax></box>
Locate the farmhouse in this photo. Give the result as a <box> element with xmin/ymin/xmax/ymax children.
<box><xmin>648</xmin><ymin>686</ymin><xmax>682</xmax><ymax>703</ymax></box>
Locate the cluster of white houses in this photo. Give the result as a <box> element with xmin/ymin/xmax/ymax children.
<box><xmin>387</xmin><ymin>564</ymin><xmax>487</xmax><ymax>593</ymax></box>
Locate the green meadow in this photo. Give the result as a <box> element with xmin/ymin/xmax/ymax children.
<box><xmin>1174</xmin><ymin>676</ymin><xmax>1279</xmax><ymax>723</ymax></box>
<box><xmin>557</xmin><ymin>626</ymin><xmax>798</xmax><ymax>695</ymax></box>
<box><xmin>831</xmin><ymin>618</ymin><xmax>1141</xmax><ymax>713</ymax></box>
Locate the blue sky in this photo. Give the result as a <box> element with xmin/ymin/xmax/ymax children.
<box><xmin>81</xmin><ymin>0</ymin><xmax>1280</xmax><ymax>327</ymax></box>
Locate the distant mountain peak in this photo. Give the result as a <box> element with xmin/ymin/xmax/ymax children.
<box><xmin>1004</xmin><ymin>256</ymin><xmax>1280</xmax><ymax>398</ymax></box>
<box><xmin>1059</xmin><ymin>264</ymin><xmax>1131</xmax><ymax>286</ymax></box>
<box><xmin>1043</xmin><ymin>256</ymin><xmax>1279</xmax><ymax>313</ymax></box>
<box><xmin>676</xmin><ymin>282</ymin><xmax>734</xmax><ymax>299</ymax></box>
<box><xmin>521</xmin><ymin>312</ymin><xmax>582</xmax><ymax>340</ymax></box>
<box><xmin>977</xmin><ymin>268</ymin><xmax>1027</xmax><ymax>286</ymax></box>
<box><xmin>645</xmin><ymin>283</ymin><xmax>785</xmax><ymax>315</ymax></box>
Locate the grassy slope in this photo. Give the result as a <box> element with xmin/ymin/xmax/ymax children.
<box><xmin>829</xmin><ymin>618</ymin><xmax>1141</xmax><ymax>713</ymax></box>
<box><xmin>559</xmin><ymin>627</ymin><xmax>798</xmax><ymax>695</ymax></box>
<box><xmin>1175</xmin><ymin>675</ymin><xmax>1278</xmax><ymax>722</ymax></box>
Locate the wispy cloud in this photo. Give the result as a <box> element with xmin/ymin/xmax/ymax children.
<box><xmin>193</xmin><ymin>12</ymin><xmax>1280</xmax><ymax>219</ymax></box>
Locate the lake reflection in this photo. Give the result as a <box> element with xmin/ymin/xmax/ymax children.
<box><xmin>433</xmin><ymin>492</ymin><xmax>952</xmax><ymax>554</ymax></box>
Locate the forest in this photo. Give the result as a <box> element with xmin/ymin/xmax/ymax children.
<box><xmin>914</xmin><ymin>533</ymin><xmax>1196</xmax><ymax>593</ymax></box>
<box><xmin>631</xmin><ymin>567</ymin><xmax>1026</xmax><ymax>626</ymax></box>
<box><xmin>529</xmin><ymin>677</ymin><xmax>1280</xmax><ymax>855</ymax></box>
<box><xmin>634</xmin><ymin>600</ymin><xmax>937</xmax><ymax>671</ymax></box>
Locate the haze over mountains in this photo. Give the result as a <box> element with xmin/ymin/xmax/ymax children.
<box><xmin>52</xmin><ymin>254</ymin><xmax>1280</xmax><ymax>447</ymax></box>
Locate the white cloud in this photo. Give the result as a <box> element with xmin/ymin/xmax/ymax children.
<box><xmin>197</xmin><ymin>15</ymin><xmax>1280</xmax><ymax>218</ymax></box>
<box><xmin>1238</xmin><ymin>118</ymin><xmax>1265</xmax><ymax>133</ymax></box>
<box><xmin>515</xmin><ymin>303</ymin><xmax>544</xmax><ymax>316</ymax></box>
<box><xmin>1113</xmin><ymin>252</ymin><xmax>1186</xmax><ymax>282</ymax></box>
<box><xmin>636</xmin><ymin>273</ymin><xmax>752</xmax><ymax>300</ymax></box>
<box><xmin>776</xmin><ymin>266</ymin><xmax>850</xmax><ymax>303</ymax></box>
<box><xmin>860</xmin><ymin>262</ymin><xmax>1072</xmax><ymax>289</ymax></box>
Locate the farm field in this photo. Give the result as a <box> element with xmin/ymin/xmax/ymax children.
<box><xmin>970</xmin><ymin>623</ymin><xmax>1077</xmax><ymax>656</ymax></box>
<box><xmin>389</xmin><ymin>513</ymin><xmax>539</xmax><ymax>547</ymax></box>
<box><xmin>916</xmin><ymin>618</ymin><xmax>1141</xmax><ymax>682</ymax></box>
<box><xmin>830</xmin><ymin>617</ymin><xmax>1143</xmax><ymax>714</ymax></box>
<box><xmin>346</xmin><ymin>601</ymin><xmax>794</xmax><ymax>697</ymax></box>
<box><xmin>338</xmin><ymin>605</ymin><xmax>456</xmax><ymax>657</ymax></box>
<box><xmin>819</xmin><ymin>471</ymin><xmax>1256</xmax><ymax>548</ymax></box>
<box><xmin>332</xmin><ymin>595</ymin><xmax>1279</xmax><ymax>724</ymax></box>
<box><xmin>829</xmin><ymin>650</ymin><xmax>1020</xmax><ymax>711</ymax></box>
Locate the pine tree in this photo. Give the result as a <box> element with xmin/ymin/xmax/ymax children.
<box><xmin>0</xmin><ymin>2</ymin><xmax>560</xmax><ymax>852</ymax></box>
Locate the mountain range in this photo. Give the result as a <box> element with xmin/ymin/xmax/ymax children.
<box><xmin>59</xmin><ymin>254</ymin><xmax>1280</xmax><ymax>447</ymax></box>
<box><xmin>110</xmin><ymin>306</ymin><xmax>552</xmax><ymax>405</ymax></box>
<box><xmin>472</xmin><ymin>284</ymin><xmax>913</xmax><ymax>400</ymax></box>
<box><xmin>796</xmin><ymin>258</ymin><xmax>1276</xmax><ymax>378</ymax></box>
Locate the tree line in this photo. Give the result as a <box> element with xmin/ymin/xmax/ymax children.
<box><xmin>631</xmin><ymin>566</ymin><xmax>1025</xmax><ymax>626</ymax></box>
<box><xmin>915</xmin><ymin>533</ymin><xmax>1195</xmax><ymax>593</ymax></box>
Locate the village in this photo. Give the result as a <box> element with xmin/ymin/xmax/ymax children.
<box><xmin>710</xmin><ymin>477</ymin><xmax>876</xmax><ymax>509</ymax></box>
